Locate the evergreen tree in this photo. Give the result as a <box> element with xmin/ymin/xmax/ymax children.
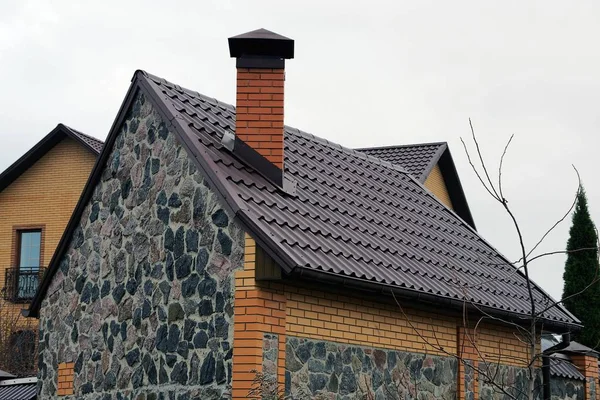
<box><xmin>563</xmin><ymin>187</ymin><xmax>600</xmax><ymax>348</ymax></box>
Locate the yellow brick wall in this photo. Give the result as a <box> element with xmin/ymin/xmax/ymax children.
<box><xmin>424</xmin><ymin>163</ymin><xmax>454</xmax><ymax>209</ymax></box>
<box><xmin>233</xmin><ymin>235</ymin><xmax>535</xmax><ymax>399</ymax></box>
<box><xmin>0</xmin><ymin>137</ymin><xmax>96</xmax><ymax>314</ymax></box>
<box><xmin>285</xmin><ymin>285</ymin><xmax>457</xmax><ymax>357</ymax></box>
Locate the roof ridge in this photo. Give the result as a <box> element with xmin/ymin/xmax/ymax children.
<box><xmin>140</xmin><ymin>70</ymin><xmax>411</xmax><ymax>176</ymax></box>
<box><xmin>61</xmin><ymin>124</ymin><xmax>104</xmax><ymax>144</ymax></box>
<box><xmin>285</xmin><ymin>127</ymin><xmax>410</xmax><ymax>175</ymax></box>
<box><xmin>356</xmin><ymin>141</ymin><xmax>448</xmax><ymax>151</ymax></box>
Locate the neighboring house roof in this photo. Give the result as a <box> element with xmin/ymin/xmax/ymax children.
<box><xmin>27</xmin><ymin>71</ymin><xmax>579</xmax><ymax>329</ymax></box>
<box><xmin>0</xmin><ymin>377</ymin><xmax>37</xmax><ymax>400</ymax></box>
<box><xmin>358</xmin><ymin>143</ymin><xmax>476</xmax><ymax>229</ymax></box>
<box><xmin>0</xmin><ymin>370</ymin><xmax>15</xmax><ymax>380</ymax></box>
<box><xmin>0</xmin><ymin>124</ymin><xmax>103</xmax><ymax>193</ymax></box>
<box><xmin>357</xmin><ymin>143</ymin><xmax>446</xmax><ymax>182</ymax></box>
<box><xmin>549</xmin><ymin>353</ymin><xmax>585</xmax><ymax>381</ymax></box>
<box><xmin>554</xmin><ymin>341</ymin><xmax>600</xmax><ymax>356</ymax></box>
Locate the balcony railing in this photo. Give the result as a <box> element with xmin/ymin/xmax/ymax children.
<box><xmin>2</xmin><ymin>267</ymin><xmax>46</xmax><ymax>303</ymax></box>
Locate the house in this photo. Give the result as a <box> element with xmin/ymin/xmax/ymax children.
<box><xmin>25</xmin><ymin>29</ymin><xmax>586</xmax><ymax>399</ymax></box>
<box><xmin>0</xmin><ymin>124</ymin><xmax>102</xmax><ymax>376</ymax></box>
<box><xmin>0</xmin><ymin>124</ymin><xmax>102</xmax><ymax>304</ymax></box>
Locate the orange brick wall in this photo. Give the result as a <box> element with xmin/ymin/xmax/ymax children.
<box><xmin>235</xmin><ymin>68</ymin><xmax>285</xmax><ymax>169</ymax></box>
<box><xmin>56</xmin><ymin>362</ymin><xmax>74</xmax><ymax>396</ymax></box>
<box><xmin>424</xmin><ymin>163</ymin><xmax>454</xmax><ymax>209</ymax></box>
<box><xmin>0</xmin><ymin>137</ymin><xmax>96</xmax><ymax>315</ymax></box>
<box><xmin>232</xmin><ymin>234</ymin><xmax>287</xmax><ymax>399</ymax></box>
<box><xmin>571</xmin><ymin>354</ymin><xmax>599</xmax><ymax>399</ymax></box>
<box><xmin>232</xmin><ymin>234</ymin><xmax>536</xmax><ymax>399</ymax></box>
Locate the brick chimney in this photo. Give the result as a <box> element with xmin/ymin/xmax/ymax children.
<box><xmin>228</xmin><ymin>28</ymin><xmax>294</xmax><ymax>170</ymax></box>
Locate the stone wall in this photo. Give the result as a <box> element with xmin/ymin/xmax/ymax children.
<box><xmin>285</xmin><ymin>336</ymin><xmax>457</xmax><ymax>399</ymax></box>
<box><xmin>550</xmin><ymin>377</ymin><xmax>584</xmax><ymax>400</ymax></box>
<box><xmin>37</xmin><ymin>92</ymin><xmax>245</xmax><ymax>399</ymax></box>
<box><xmin>478</xmin><ymin>364</ymin><xmax>542</xmax><ymax>400</ymax></box>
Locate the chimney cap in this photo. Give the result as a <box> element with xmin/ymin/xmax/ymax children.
<box><xmin>228</xmin><ymin>28</ymin><xmax>294</xmax><ymax>59</ymax></box>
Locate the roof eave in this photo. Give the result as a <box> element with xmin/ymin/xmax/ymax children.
<box><xmin>291</xmin><ymin>267</ymin><xmax>582</xmax><ymax>331</ymax></box>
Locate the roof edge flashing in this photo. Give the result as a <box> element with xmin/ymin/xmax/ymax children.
<box><xmin>221</xmin><ymin>132</ymin><xmax>297</xmax><ymax>196</ymax></box>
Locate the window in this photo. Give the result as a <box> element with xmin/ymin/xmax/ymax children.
<box><xmin>16</xmin><ymin>230</ymin><xmax>41</xmax><ymax>300</ymax></box>
<box><xmin>3</xmin><ymin>227</ymin><xmax>45</xmax><ymax>302</ymax></box>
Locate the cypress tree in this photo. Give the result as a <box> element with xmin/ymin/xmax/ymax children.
<box><xmin>562</xmin><ymin>187</ymin><xmax>600</xmax><ymax>348</ymax></box>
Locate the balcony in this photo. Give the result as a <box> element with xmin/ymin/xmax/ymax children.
<box><xmin>2</xmin><ymin>267</ymin><xmax>46</xmax><ymax>303</ymax></box>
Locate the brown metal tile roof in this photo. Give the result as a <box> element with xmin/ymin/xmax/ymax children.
<box><xmin>62</xmin><ymin>125</ymin><xmax>104</xmax><ymax>154</ymax></box>
<box><xmin>29</xmin><ymin>71</ymin><xmax>579</xmax><ymax>328</ymax></box>
<box><xmin>357</xmin><ymin>143</ymin><xmax>447</xmax><ymax>182</ymax></box>
<box><xmin>549</xmin><ymin>354</ymin><xmax>585</xmax><ymax>381</ymax></box>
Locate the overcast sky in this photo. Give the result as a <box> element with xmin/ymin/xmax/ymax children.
<box><xmin>1</xmin><ymin>0</ymin><xmax>599</xmax><ymax>301</ymax></box>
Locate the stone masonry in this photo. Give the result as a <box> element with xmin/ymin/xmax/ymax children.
<box><xmin>285</xmin><ymin>336</ymin><xmax>457</xmax><ymax>399</ymax></box>
<box><xmin>37</xmin><ymin>92</ymin><xmax>244</xmax><ymax>399</ymax></box>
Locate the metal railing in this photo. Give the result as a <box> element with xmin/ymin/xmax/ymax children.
<box><xmin>2</xmin><ymin>267</ymin><xmax>46</xmax><ymax>303</ymax></box>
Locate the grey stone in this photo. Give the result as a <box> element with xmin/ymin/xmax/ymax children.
<box><xmin>185</xmin><ymin>229</ymin><xmax>199</xmax><ymax>253</ymax></box>
<box><xmin>211</xmin><ymin>209</ymin><xmax>229</xmax><ymax>228</ymax></box>
<box><xmin>216</xmin><ymin>359</ymin><xmax>226</xmax><ymax>385</ymax></box>
<box><xmin>171</xmin><ymin>361</ymin><xmax>188</xmax><ymax>385</ymax></box>
<box><xmin>309</xmin><ymin>374</ymin><xmax>328</xmax><ymax>394</ymax></box>
<box><xmin>157</xmin><ymin>207</ymin><xmax>170</xmax><ymax>225</ymax></box>
<box><xmin>199</xmin><ymin>300</ymin><xmax>213</xmax><ymax>316</ymax></box>
<box><xmin>183</xmin><ymin>320</ymin><xmax>196</xmax><ymax>342</ymax></box>
<box><xmin>112</xmin><ymin>284</ymin><xmax>126</xmax><ymax>304</ymax></box>
<box><xmin>168</xmin><ymin>303</ymin><xmax>184</xmax><ymax>322</ymax></box>
<box><xmin>159</xmin><ymin>281</ymin><xmax>171</xmax><ymax>303</ymax></box>
<box><xmin>142</xmin><ymin>299</ymin><xmax>152</xmax><ymax>319</ymax></box>
<box><xmin>165</xmin><ymin>253</ymin><xmax>174</xmax><ymax>281</ymax></box>
<box><xmin>175</xmin><ymin>254</ymin><xmax>192</xmax><ymax>279</ymax></box>
<box><xmin>156</xmin><ymin>191</ymin><xmax>167</xmax><ymax>207</ymax></box>
<box><xmin>193</xmin><ymin>331</ymin><xmax>208</xmax><ymax>349</ymax></box>
<box><xmin>198</xmin><ymin>276</ymin><xmax>217</xmax><ymax>297</ymax></box>
<box><xmin>181</xmin><ymin>274</ymin><xmax>199</xmax><ymax>298</ymax></box>
<box><xmin>164</xmin><ymin>228</ymin><xmax>174</xmax><ymax>252</ymax></box>
<box><xmin>216</xmin><ymin>229</ymin><xmax>232</xmax><ymax>256</ymax></box>
<box><xmin>168</xmin><ymin>193</ymin><xmax>182</xmax><ymax>207</ymax></box>
<box><xmin>174</xmin><ymin>227</ymin><xmax>185</xmax><ymax>259</ymax></box>
<box><xmin>126</xmin><ymin>348</ymin><xmax>140</xmax><ymax>367</ymax></box>
<box><xmin>167</xmin><ymin>324</ymin><xmax>180</xmax><ymax>352</ymax></box>
<box><xmin>132</xmin><ymin>366</ymin><xmax>144</xmax><ymax>389</ymax></box>
<box><xmin>196</xmin><ymin>248</ymin><xmax>209</xmax><ymax>274</ymax></box>
<box><xmin>133</xmin><ymin>232</ymin><xmax>150</xmax><ymax>261</ymax></box>
<box><xmin>200</xmin><ymin>353</ymin><xmax>216</xmax><ymax>385</ymax></box>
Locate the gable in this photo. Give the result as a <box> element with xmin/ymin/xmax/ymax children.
<box><xmin>0</xmin><ymin>137</ymin><xmax>96</xmax><ymax>202</ymax></box>
<box><xmin>36</xmin><ymin>90</ymin><xmax>244</xmax><ymax>397</ymax></box>
<box><xmin>0</xmin><ymin>125</ymin><xmax>102</xmax><ymax>194</ymax></box>
<box><xmin>424</xmin><ymin>163</ymin><xmax>453</xmax><ymax>209</ymax></box>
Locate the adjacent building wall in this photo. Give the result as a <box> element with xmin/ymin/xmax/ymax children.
<box><xmin>0</xmin><ymin>137</ymin><xmax>96</xmax><ymax>312</ymax></box>
<box><xmin>37</xmin><ymin>92</ymin><xmax>245</xmax><ymax>398</ymax></box>
<box><xmin>424</xmin><ymin>163</ymin><xmax>453</xmax><ymax>209</ymax></box>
